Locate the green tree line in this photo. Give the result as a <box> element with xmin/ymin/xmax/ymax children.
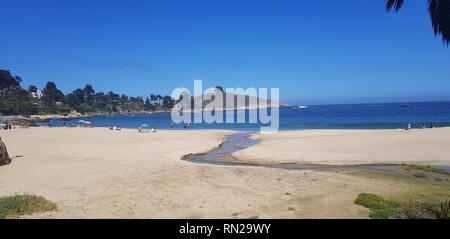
<box><xmin>0</xmin><ymin>70</ymin><xmax>175</xmax><ymax>115</ymax></box>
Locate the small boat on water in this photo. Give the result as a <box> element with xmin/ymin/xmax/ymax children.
<box><xmin>298</xmin><ymin>106</ymin><xmax>308</xmax><ymax>109</ymax></box>
<box><xmin>401</xmin><ymin>104</ymin><xmax>410</xmax><ymax>108</ymax></box>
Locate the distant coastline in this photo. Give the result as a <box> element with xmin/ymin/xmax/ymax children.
<box><xmin>0</xmin><ymin>104</ymin><xmax>293</xmax><ymax>126</ymax></box>
<box><xmin>10</xmin><ymin>101</ymin><xmax>446</xmax><ymax>131</ymax></box>
<box><xmin>0</xmin><ymin>110</ymin><xmax>171</xmax><ymax>126</ymax></box>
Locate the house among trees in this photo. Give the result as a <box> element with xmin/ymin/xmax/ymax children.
<box><xmin>0</xmin><ymin>69</ymin><xmax>176</xmax><ymax>116</ymax></box>
<box><xmin>30</xmin><ymin>90</ymin><xmax>43</xmax><ymax>99</ymax></box>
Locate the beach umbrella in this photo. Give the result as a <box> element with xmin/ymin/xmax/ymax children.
<box><xmin>140</xmin><ymin>124</ymin><xmax>149</xmax><ymax>128</ymax></box>
<box><xmin>84</xmin><ymin>121</ymin><xmax>92</xmax><ymax>125</ymax></box>
<box><xmin>50</xmin><ymin>120</ymin><xmax>61</xmax><ymax>124</ymax></box>
<box><xmin>78</xmin><ymin>120</ymin><xmax>86</xmax><ymax>123</ymax></box>
<box><xmin>0</xmin><ymin>124</ymin><xmax>6</xmax><ymax>127</ymax></box>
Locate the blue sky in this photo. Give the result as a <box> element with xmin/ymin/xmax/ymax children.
<box><xmin>1</xmin><ymin>0</ymin><xmax>449</xmax><ymax>105</ymax></box>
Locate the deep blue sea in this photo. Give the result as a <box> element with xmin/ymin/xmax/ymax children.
<box><xmin>44</xmin><ymin>101</ymin><xmax>450</xmax><ymax>131</ymax></box>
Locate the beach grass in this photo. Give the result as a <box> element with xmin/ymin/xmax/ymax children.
<box><xmin>404</xmin><ymin>165</ymin><xmax>450</xmax><ymax>175</ymax></box>
<box><xmin>355</xmin><ymin>193</ymin><xmax>449</xmax><ymax>219</ymax></box>
<box><xmin>343</xmin><ymin>169</ymin><xmax>450</xmax><ymax>202</ymax></box>
<box><xmin>435</xmin><ymin>177</ymin><xmax>448</xmax><ymax>181</ymax></box>
<box><xmin>0</xmin><ymin>194</ymin><xmax>57</xmax><ymax>219</ymax></box>
<box><xmin>354</xmin><ymin>193</ymin><xmax>398</xmax><ymax>210</ymax></box>
<box><xmin>347</xmin><ymin>169</ymin><xmax>450</xmax><ymax>219</ymax></box>
<box><xmin>367</xmin><ymin>208</ymin><xmax>399</xmax><ymax>219</ymax></box>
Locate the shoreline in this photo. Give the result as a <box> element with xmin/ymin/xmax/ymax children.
<box><xmin>231</xmin><ymin>128</ymin><xmax>450</xmax><ymax>166</ymax></box>
<box><xmin>1</xmin><ymin>104</ymin><xmax>296</xmax><ymax>124</ymax></box>
<box><xmin>182</xmin><ymin>130</ymin><xmax>450</xmax><ymax>168</ymax></box>
<box><xmin>29</xmin><ymin>110</ymin><xmax>172</xmax><ymax>122</ymax></box>
<box><xmin>0</xmin><ymin>110</ymin><xmax>173</xmax><ymax>124</ymax></box>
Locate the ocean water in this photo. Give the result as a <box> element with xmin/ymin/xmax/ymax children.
<box><xmin>43</xmin><ymin>101</ymin><xmax>450</xmax><ymax>131</ymax></box>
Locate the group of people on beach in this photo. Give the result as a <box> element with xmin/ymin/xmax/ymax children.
<box><xmin>1</xmin><ymin>119</ymin><xmax>195</xmax><ymax>131</ymax></box>
<box><xmin>136</xmin><ymin>122</ymin><xmax>191</xmax><ymax>133</ymax></box>
<box><xmin>55</xmin><ymin>122</ymin><xmax>75</xmax><ymax>127</ymax></box>
<box><xmin>109</xmin><ymin>126</ymin><xmax>122</xmax><ymax>131</ymax></box>
<box><xmin>169</xmin><ymin>122</ymin><xmax>191</xmax><ymax>130</ymax></box>
<box><xmin>405</xmin><ymin>122</ymin><xmax>435</xmax><ymax>130</ymax></box>
<box><xmin>138</xmin><ymin>127</ymin><xmax>156</xmax><ymax>133</ymax></box>
<box><xmin>0</xmin><ymin>123</ymin><xmax>29</xmax><ymax>130</ymax></box>
<box><xmin>48</xmin><ymin>120</ymin><xmax>95</xmax><ymax>128</ymax></box>
<box><xmin>44</xmin><ymin>120</ymin><xmax>191</xmax><ymax>132</ymax></box>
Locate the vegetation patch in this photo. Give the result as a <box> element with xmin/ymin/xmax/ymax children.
<box><xmin>413</xmin><ymin>173</ymin><xmax>427</xmax><ymax>178</ymax></box>
<box><xmin>0</xmin><ymin>194</ymin><xmax>57</xmax><ymax>219</ymax></box>
<box><xmin>355</xmin><ymin>193</ymin><xmax>449</xmax><ymax>219</ymax></box>
<box><xmin>435</xmin><ymin>178</ymin><xmax>448</xmax><ymax>182</ymax></box>
<box><xmin>354</xmin><ymin>193</ymin><xmax>398</xmax><ymax>210</ymax></box>
<box><xmin>368</xmin><ymin>208</ymin><xmax>398</xmax><ymax>219</ymax></box>
<box><xmin>404</xmin><ymin>165</ymin><xmax>450</xmax><ymax>176</ymax></box>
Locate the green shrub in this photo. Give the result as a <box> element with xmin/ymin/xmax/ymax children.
<box><xmin>354</xmin><ymin>193</ymin><xmax>398</xmax><ymax>210</ymax></box>
<box><xmin>399</xmin><ymin>200</ymin><xmax>425</xmax><ymax>219</ymax></box>
<box><xmin>0</xmin><ymin>194</ymin><xmax>57</xmax><ymax>219</ymax></box>
<box><xmin>434</xmin><ymin>178</ymin><xmax>447</xmax><ymax>182</ymax></box>
<box><xmin>369</xmin><ymin>208</ymin><xmax>398</xmax><ymax>219</ymax></box>
<box><xmin>404</xmin><ymin>165</ymin><xmax>450</xmax><ymax>176</ymax></box>
<box><xmin>355</xmin><ymin>193</ymin><xmax>450</xmax><ymax>219</ymax></box>
<box><xmin>413</xmin><ymin>173</ymin><xmax>427</xmax><ymax>178</ymax></box>
<box><xmin>436</xmin><ymin>200</ymin><xmax>450</xmax><ymax>219</ymax></box>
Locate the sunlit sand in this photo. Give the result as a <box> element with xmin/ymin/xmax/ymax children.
<box><xmin>1</xmin><ymin>127</ymin><xmax>449</xmax><ymax>218</ymax></box>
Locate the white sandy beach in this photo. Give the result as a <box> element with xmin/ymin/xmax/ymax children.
<box><xmin>0</xmin><ymin>127</ymin><xmax>449</xmax><ymax>218</ymax></box>
<box><xmin>233</xmin><ymin>128</ymin><xmax>450</xmax><ymax>166</ymax></box>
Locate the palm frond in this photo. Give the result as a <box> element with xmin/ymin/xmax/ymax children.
<box><xmin>386</xmin><ymin>0</ymin><xmax>405</xmax><ymax>12</ymax></box>
<box><xmin>428</xmin><ymin>0</ymin><xmax>450</xmax><ymax>45</ymax></box>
